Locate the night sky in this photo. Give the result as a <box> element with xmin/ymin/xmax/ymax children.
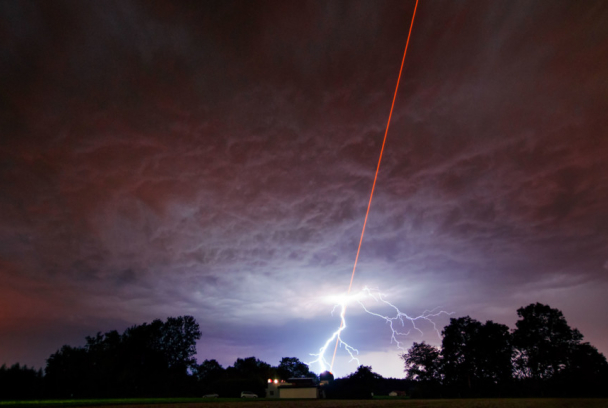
<box><xmin>1</xmin><ymin>0</ymin><xmax>608</xmax><ymax>379</ymax></box>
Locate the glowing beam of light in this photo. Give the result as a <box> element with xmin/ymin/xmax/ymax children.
<box><xmin>329</xmin><ymin>0</ymin><xmax>420</xmax><ymax>373</ymax></box>
<box><xmin>307</xmin><ymin>287</ymin><xmax>452</xmax><ymax>374</ymax></box>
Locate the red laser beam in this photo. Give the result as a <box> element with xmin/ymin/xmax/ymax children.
<box><xmin>329</xmin><ymin>0</ymin><xmax>420</xmax><ymax>373</ymax></box>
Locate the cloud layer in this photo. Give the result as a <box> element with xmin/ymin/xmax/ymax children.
<box><xmin>1</xmin><ymin>0</ymin><xmax>608</xmax><ymax>377</ymax></box>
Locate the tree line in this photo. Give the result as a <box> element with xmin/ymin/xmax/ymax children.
<box><xmin>402</xmin><ymin>303</ymin><xmax>608</xmax><ymax>398</ymax></box>
<box><xmin>0</xmin><ymin>315</ymin><xmax>322</xmax><ymax>400</ymax></box>
<box><xmin>1</xmin><ymin>303</ymin><xmax>606</xmax><ymax>400</ymax></box>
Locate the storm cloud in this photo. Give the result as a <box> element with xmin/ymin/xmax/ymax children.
<box><xmin>1</xmin><ymin>0</ymin><xmax>608</xmax><ymax>378</ymax></box>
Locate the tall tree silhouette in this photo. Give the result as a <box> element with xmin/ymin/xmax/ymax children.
<box><xmin>441</xmin><ymin>317</ymin><xmax>512</xmax><ymax>396</ymax></box>
<box><xmin>441</xmin><ymin>316</ymin><xmax>481</xmax><ymax>392</ymax></box>
<box><xmin>402</xmin><ymin>341</ymin><xmax>441</xmax><ymax>382</ymax></box>
<box><xmin>513</xmin><ymin>303</ymin><xmax>582</xmax><ymax>380</ymax></box>
<box><xmin>475</xmin><ymin>321</ymin><xmax>513</xmax><ymax>386</ymax></box>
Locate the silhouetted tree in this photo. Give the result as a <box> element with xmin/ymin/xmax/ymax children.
<box><xmin>513</xmin><ymin>303</ymin><xmax>582</xmax><ymax>381</ymax></box>
<box><xmin>402</xmin><ymin>342</ymin><xmax>442</xmax><ymax>382</ymax></box>
<box><xmin>474</xmin><ymin>321</ymin><xmax>513</xmax><ymax>392</ymax></box>
<box><xmin>441</xmin><ymin>316</ymin><xmax>481</xmax><ymax>394</ymax></box>
<box><xmin>441</xmin><ymin>317</ymin><xmax>512</xmax><ymax>396</ymax></box>
<box><xmin>512</xmin><ymin>303</ymin><xmax>608</xmax><ymax>396</ymax></box>
<box><xmin>195</xmin><ymin>359</ymin><xmax>225</xmax><ymax>383</ymax></box>
<box><xmin>156</xmin><ymin>316</ymin><xmax>201</xmax><ymax>371</ymax></box>
<box><xmin>350</xmin><ymin>365</ymin><xmax>381</xmax><ymax>395</ymax></box>
<box><xmin>560</xmin><ymin>342</ymin><xmax>608</xmax><ymax>396</ymax></box>
<box><xmin>277</xmin><ymin>357</ymin><xmax>314</xmax><ymax>380</ymax></box>
<box><xmin>0</xmin><ymin>363</ymin><xmax>44</xmax><ymax>400</ymax></box>
<box><xmin>194</xmin><ymin>359</ymin><xmax>225</xmax><ymax>396</ymax></box>
<box><xmin>45</xmin><ymin>345</ymin><xmax>91</xmax><ymax>398</ymax></box>
<box><xmin>326</xmin><ymin>365</ymin><xmax>381</xmax><ymax>399</ymax></box>
<box><xmin>212</xmin><ymin>357</ymin><xmax>274</xmax><ymax>397</ymax></box>
<box><xmin>45</xmin><ymin>315</ymin><xmax>201</xmax><ymax>398</ymax></box>
<box><xmin>229</xmin><ymin>356</ymin><xmax>273</xmax><ymax>380</ymax></box>
<box><xmin>402</xmin><ymin>342</ymin><xmax>442</xmax><ymax>398</ymax></box>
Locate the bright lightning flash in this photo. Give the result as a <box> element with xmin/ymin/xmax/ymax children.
<box><xmin>307</xmin><ymin>287</ymin><xmax>451</xmax><ymax>374</ymax></box>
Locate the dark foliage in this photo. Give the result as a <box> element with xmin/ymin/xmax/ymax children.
<box><xmin>402</xmin><ymin>303</ymin><xmax>608</xmax><ymax>398</ymax></box>
<box><xmin>512</xmin><ymin>303</ymin><xmax>606</xmax><ymax>397</ymax></box>
<box><xmin>195</xmin><ymin>359</ymin><xmax>225</xmax><ymax>384</ymax></box>
<box><xmin>441</xmin><ymin>317</ymin><xmax>513</xmax><ymax>397</ymax></box>
<box><xmin>557</xmin><ymin>342</ymin><xmax>608</xmax><ymax>397</ymax></box>
<box><xmin>323</xmin><ymin>365</ymin><xmax>381</xmax><ymax>399</ymax></box>
<box><xmin>513</xmin><ymin>303</ymin><xmax>582</xmax><ymax>381</ymax></box>
<box><xmin>197</xmin><ymin>356</ymin><xmax>313</xmax><ymax>397</ymax></box>
<box><xmin>44</xmin><ymin>315</ymin><xmax>200</xmax><ymax>398</ymax></box>
<box><xmin>277</xmin><ymin>356</ymin><xmax>315</xmax><ymax>380</ymax></box>
<box><xmin>402</xmin><ymin>341</ymin><xmax>442</xmax><ymax>382</ymax></box>
<box><xmin>0</xmin><ymin>363</ymin><xmax>45</xmax><ymax>400</ymax></box>
<box><xmin>401</xmin><ymin>341</ymin><xmax>442</xmax><ymax>397</ymax></box>
<box><xmin>221</xmin><ymin>356</ymin><xmax>274</xmax><ymax>397</ymax></box>
<box><xmin>3</xmin><ymin>303</ymin><xmax>608</xmax><ymax>400</ymax></box>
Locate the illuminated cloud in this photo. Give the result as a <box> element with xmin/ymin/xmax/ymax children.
<box><xmin>1</xmin><ymin>0</ymin><xmax>607</xmax><ymax>378</ymax></box>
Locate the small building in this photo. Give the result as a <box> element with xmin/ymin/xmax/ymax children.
<box><xmin>266</xmin><ymin>378</ymin><xmax>321</xmax><ymax>399</ymax></box>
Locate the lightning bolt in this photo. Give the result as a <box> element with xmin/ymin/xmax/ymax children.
<box><xmin>307</xmin><ymin>301</ymin><xmax>360</xmax><ymax>374</ymax></box>
<box><xmin>307</xmin><ymin>287</ymin><xmax>451</xmax><ymax>373</ymax></box>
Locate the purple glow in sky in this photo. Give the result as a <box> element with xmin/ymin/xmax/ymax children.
<box><xmin>1</xmin><ymin>0</ymin><xmax>608</xmax><ymax>379</ymax></box>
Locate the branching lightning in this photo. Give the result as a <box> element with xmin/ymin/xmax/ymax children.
<box><xmin>307</xmin><ymin>287</ymin><xmax>451</xmax><ymax>374</ymax></box>
<box><xmin>307</xmin><ymin>300</ymin><xmax>360</xmax><ymax>373</ymax></box>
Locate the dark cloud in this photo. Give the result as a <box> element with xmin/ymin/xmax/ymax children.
<box><xmin>1</xmin><ymin>0</ymin><xmax>607</xmax><ymax>377</ymax></box>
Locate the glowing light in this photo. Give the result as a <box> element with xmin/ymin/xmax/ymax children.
<box><xmin>322</xmin><ymin>292</ymin><xmax>366</xmax><ymax>306</ymax></box>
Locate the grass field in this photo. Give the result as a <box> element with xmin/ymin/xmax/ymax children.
<box><xmin>1</xmin><ymin>398</ymin><xmax>608</xmax><ymax>408</ymax></box>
